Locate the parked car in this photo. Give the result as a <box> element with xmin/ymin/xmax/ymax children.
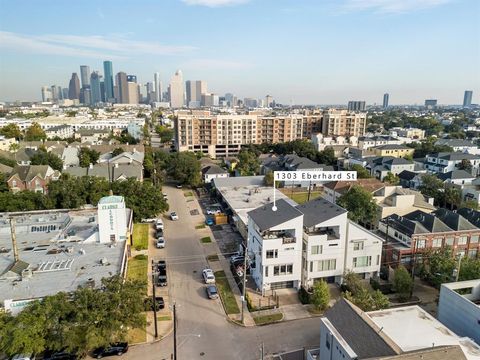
<box><xmin>144</xmin><ymin>296</ymin><xmax>165</xmax><ymax>311</ymax></box>
<box><xmin>205</xmin><ymin>218</ymin><xmax>215</xmax><ymax>226</ymax></box>
<box><xmin>42</xmin><ymin>350</ymin><xmax>78</xmax><ymax>360</ymax></box>
<box><xmin>170</xmin><ymin>212</ymin><xmax>179</xmax><ymax>221</ymax></box>
<box><xmin>156</xmin><ymin>229</ymin><xmax>164</xmax><ymax>238</ymax></box>
<box><xmin>230</xmin><ymin>255</ymin><xmax>244</xmax><ymax>265</ymax></box>
<box><xmin>202</xmin><ymin>268</ymin><xmax>215</xmax><ymax>284</ymax></box>
<box><xmin>156</xmin><ymin>238</ymin><xmax>165</xmax><ymax>249</ymax></box>
<box><xmin>141</xmin><ymin>218</ymin><xmax>156</xmax><ymax>223</ymax></box>
<box><xmin>157</xmin><ymin>264</ymin><xmax>167</xmax><ymax>286</ymax></box>
<box><xmin>176</xmin><ymin>184</ymin><xmax>183</xmax><ymax>189</ymax></box>
<box><xmin>92</xmin><ymin>343</ymin><xmax>128</xmax><ymax>358</ymax></box>
<box><xmin>162</xmin><ymin>192</ymin><xmax>168</xmax><ymax>198</ymax></box>
<box><xmin>206</xmin><ymin>208</ymin><xmax>221</xmax><ymax>215</ymax></box>
<box><xmin>12</xmin><ymin>354</ymin><xmax>35</xmax><ymax>360</ymax></box>
<box><xmin>156</xmin><ymin>260</ymin><xmax>166</xmax><ymax>270</ymax></box>
<box><xmin>206</xmin><ymin>285</ymin><xmax>219</xmax><ymax>299</ymax></box>
<box><xmin>155</xmin><ymin>219</ymin><xmax>164</xmax><ymax>230</ymax></box>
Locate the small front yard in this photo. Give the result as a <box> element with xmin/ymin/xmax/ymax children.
<box><xmin>126</xmin><ymin>313</ymin><xmax>147</xmax><ymax>344</ymax></box>
<box><xmin>127</xmin><ymin>254</ymin><xmax>148</xmax><ymax>295</ymax></box>
<box><xmin>214</xmin><ymin>271</ymin><xmax>240</xmax><ymax>314</ymax></box>
<box><xmin>253</xmin><ymin>313</ymin><xmax>283</xmax><ymax>325</ymax></box>
<box><xmin>281</xmin><ymin>189</ymin><xmax>323</xmax><ymax>204</ymax></box>
<box><xmin>184</xmin><ymin>191</ymin><xmax>194</xmax><ymax>197</ymax></box>
<box><xmin>132</xmin><ymin>223</ymin><xmax>150</xmax><ymax>250</ymax></box>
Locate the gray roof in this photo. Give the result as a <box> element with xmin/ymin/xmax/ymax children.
<box><xmin>247</xmin><ymin>199</ymin><xmax>303</xmax><ymax>231</ymax></box>
<box><xmin>432</xmin><ymin>208</ymin><xmax>478</xmax><ymax>231</ymax></box>
<box><xmin>457</xmin><ymin>208</ymin><xmax>480</xmax><ymax>228</ymax></box>
<box><xmin>430</xmin><ymin>152</ymin><xmax>480</xmax><ymax>161</ymax></box>
<box><xmin>0</xmin><ymin>163</ymin><xmax>13</xmax><ymax>175</ymax></box>
<box><xmin>202</xmin><ymin>164</ymin><xmax>228</xmax><ymax>175</ymax></box>
<box><xmin>65</xmin><ymin>163</ymin><xmax>142</xmax><ymax>181</ymax></box>
<box><xmin>435</xmin><ymin>138</ymin><xmax>477</xmax><ymax>148</ymax></box>
<box><xmin>437</xmin><ymin>170</ymin><xmax>474</xmax><ymax>181</ymax></box>
<box><xmin>282</xmin><ymin>154</ymin><xmax>321</xmax><ymax>170</ymax></box>
<box><xmin>398</xmin><ymin>170</ymin><xmax>418</xmax><ymax>181</ymax></box>
<box><xmin>213</xmin><ymin>175</ymin><xmax>265</xmax><ymax>188</ymax></box>
<box><xmin>324</xmin><ymin>299</ymin><xmax>397</xmax><ymax>359</ymax></box>
<box><xmin>9</xmin><ymin>165</ymin><xmax>52</xmax><ymax>182</ymax></box>
<box><xmin>404</xmin><ymin>210</ymin><xmax>452</xmax><ymax>233</ymax></box>
<box><xmin>295</xmin><ymin>197</ymin><xmax>346</xmax><ymax>227</ymax></box>
<box><xmin>374</xmin><ymin>144</ymin><xmax>410</xmax><ymax>150</ymax></box>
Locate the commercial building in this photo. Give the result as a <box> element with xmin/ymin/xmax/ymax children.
<box><xmin>68</xmin><ymin>73</ymin><xmax>80</xmax><ymax>100</ymax></box>
<box><xmin>103</xmin><ymin>61</ymin><xmax>114</xmax><ymax>102</ymax></box>
<box><xmin>153</xmin><ymin>72</ymin><xmax>162</xmax><ymax>102</ymax></box>
<box><xmin>347</xmin><ymin>101</ymin><xmax>366</xmax><ymax>111</ymax></box>
<box><xmin>169</xmin><ymin>70</ymin><xmax>184</xmax><ymax>108</ymax></box>
<box><xmin>438</xmin><ymin>279</ymin><xmax>480</xmax><ymax>345</ymax></box>
<box><xmin>463</xmin><ymin>90</ymin><xmax>473</xmax><ymax>107</ymax></box>
<box><xmin>383</xmin><ymin>93</ymin><xmax>389</xmax><ymax>109</ymax></box>
<box><xmin>79</xmin><ymin>65</ymin><xmax>90</xmax><ymax>88</ymax></box>
<box><xmin>90</xmin><ymin>71</ymin><xmax>102</xmax><ymax>105</ymax></box>
<box><xmin>0</xmin><ymin>195</ymin><xmax>133</xmax><ymax>314</ymax></box>
<box><xmin>321</xmin><ymin>109</ymin><xmax>366</xmax><ymax>137</ymax></box>
<box><xmin>45</xmin><ymin>124</ymin><xmax>74</xmax><ymax>139</ymax></box>
<box><xmin>425</xmin><ymin>99</ymin><xmax>438</xmax><ymax>108</ymax></box>
<box><xmin>186</xmin><ymin>80</ymin><xmax>206</xmax><ymax>107</ymax></box>
<box><xmin>247</xmin><ymin>197</ymin><xmax>383</xmax><ymax>292</ymax></box>
<box><xmin>115</xmin><ymin>72</ymin><xmax>129</xmax><ymax>104</ymax></box>
<box><xmin>379</xmin><ymin>208</ymin><xmax>480</xmax><ymax>267</ymax></box>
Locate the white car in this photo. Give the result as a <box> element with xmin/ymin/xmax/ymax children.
<box><xmin>206</xmin><ymin>208</ymin><xmax>222</xmax><ymax>215</ymax></box>
<box><xmin>156</xmin><ymin>238</ymin><xmax>165</xmax><ymax>249</ymax></box>
<box><xmin>141</xmin><ymin>218</ymin><xmax>156</xmax><ymax>223</ymax></box>
<box><xmin>155</xmin><ymin>219</ymin><xmax>164</xmax><ymax>230</ymax></box>
<box><xmin>202</xmin><ymin>268</ymin><xmax>216</xmax><ymax>284</ymax></box>
<box><xmin>170</xmin><ymin>212</ymin><xmax>179</xmax><ymax>221</ymax></box>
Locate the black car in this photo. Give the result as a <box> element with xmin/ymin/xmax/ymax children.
<box><xmin>144</xmin><ymin>296</ymin><xmax>165</xmax><ymax>311</ymax></box>
<box><xmin>92</xmin><ymin>343</ymin><xmax>128</xmax><ymax>358</ymax></box>
<box><xmin>42</xmin><ymin>350</ymin><xmax>79</xmax><ymax>360</ymax></box>
<box><xmin>155</xmin><ymin>229</ymin><xmax>164</xmax><ymax>237</ymax></box>
<box><xmin>156</xmin><ymin>260</ymin><xmax>166</xmax><ymax>272</ymax></box>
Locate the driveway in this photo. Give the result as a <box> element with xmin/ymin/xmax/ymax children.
<box><xmin>123</xmin><ymin>185</ymin><xmax>322</xmax><ymax>360</ymax></box>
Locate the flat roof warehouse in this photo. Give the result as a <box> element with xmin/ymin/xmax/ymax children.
<box><xmin>0</xmin><ymin>204</ymin><xmax>132</xmax><ymax>313</ymax></box>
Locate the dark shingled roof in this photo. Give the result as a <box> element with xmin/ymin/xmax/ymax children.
<box><xmin>404</xmin><ymin>210</ymin><xmax>452</xmax><ymax>233</ymax></box>
<box><xmin>457</xmin><ymin>208</ymin><xmax>480</xmax><ymax>228</ymax></box>
<box><xmin>398</xmin><ymin>170</ymin><xmax>417</xmax><ymax>181</ymax></box>
<box><xmin>202</xmin><ymin>164</ymin><xmax>227</xmax><ymax>175</ymax></box>
<box><xmin>295</xmin><ymin>197</ymin><xmax>346</xmax><ymax>227</ymax></box>
<box><xmin>247</xmin><ymin>199</ymin><xmax>303</xmax><ymax>231</ymax></box>
<box><xmin>324</xmin><ymin>299</ymin><xmax>397</xmax><ymax>359</ymax></box>
<box><xmin>432</xmin><ymin>208</ymin><xmax>477</xmax><ymax>231</ymax></box>
<box><xmin>437</xmin><ymin>170</ymin><xmax>474</xmax><ymax>181</ymax></box>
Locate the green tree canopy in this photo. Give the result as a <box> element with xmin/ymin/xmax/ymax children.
<box><xmin>393</xmin><ymin>265</ymin><xmax>413</xmax><ymax>302</ymax></box>
<box><xmin>78</xmin><ymin>148</ymin><xmax>100</xmax><ymax>167</ymax></box>
<box><xmin>0</xmin><ymin>123</ymin><xmax>22</xmax><ymax>139</ymax></box>
<box><xmin>316</xmin><ymin>147</ymin><xmax>336</xmax><ymax>166</ymax></box>
<box><xmin>30</xmin><ymin>148</ymin><xmax>63</xmax><ymax>171</ymax></box>
<box><xmin>24</xmin><ymin>122</ymin><xmax>47</xmax><ymax>141</ymax></box>
<box><xmin>384</xmin><ymin>172</ymin><xmax>400</xmax><ymax>185</ymax></box>
<box><xmin>311</xmin><ymin>280</ymin><xmax>330</xmax><ymax>311</ymax></box>
<box><xmin>457</xmin><ymin>159</ymin><xmax>473</xmax><ymax>172</ymax></box>
<box><xmin>237</xmin><ymin>150</ymin><xmax>260</xmax><ymax>176</ymax></box>
<box><xmin>419</xmin><ymin>174</ymin><xmax>444</xmax><ymax>204</ymax></box>
<box><xmin>111</xmin><ymin>147</ymin><xmax>125</xmax><ymax>157</ymax></box>
<box><xmin>350</xmin><ymin>164</ymin><xmax>372</xmax><ymax>179</ymax></box>
<box><xmin>337</xmin><ymin>185</ymin><xmax>378</xmax><ymax>225</ymax></box>
<box><xmin>167</xmin><ymin>152</ymin><xmax>201</xmax><ymax>187</ymax></box>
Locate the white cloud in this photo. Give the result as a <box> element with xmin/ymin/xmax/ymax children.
<box><xmin>0</xmin><ymin>31</ymin><xmax>196</xmax><ymax>59</ymax></box>
<box><xmin>343</xmin><ymin>0</ymin><xmax>451</xmax><ymax>13</ymax></box>
<box><xmin>181</xmin><ymin>0</ymin><xmax>249</xmax><ymax>7</ymax></box>
<box><xmin>181</xmin><ymin>58</ymin><xmax>253</xmax><ymax>70</ymax></box>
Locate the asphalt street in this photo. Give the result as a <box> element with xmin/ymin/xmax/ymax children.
<box><xmin>124</xmin><ymin>185</ymin><xmax>321</xmax><ymax>360</ymax></box>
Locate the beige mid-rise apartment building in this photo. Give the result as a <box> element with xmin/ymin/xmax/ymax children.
<box><xmin>321</xmin><ymin>109</ymin><xmax>366</xmax><ymax>137</ymax></box>
<box><xmin>175</xmin><ymin>110</ymin><xmax>363</xmax><ymax>158</ymax></box>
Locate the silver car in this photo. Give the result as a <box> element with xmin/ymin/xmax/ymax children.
<box><xmin>206</xmin><ymin>285</ymin><xmax>218</xmax><ymax>299</ymax></box>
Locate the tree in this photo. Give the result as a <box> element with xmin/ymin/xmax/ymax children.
<box><xmin>419</xmin><ymin>174</ymin><xmax>444</xmax><ymax>204</ymax></box>
<box><xmin>337</xmin><ymin>185</ymin><xmax>378</xmax><ymax>225</ymax></box>
<box><xmin>30</xmin><ymin>148</ymin><xmax>63</xmax><ymax>171</ymax></box>
<box><xmin>419</xmin><ymin>247</ymin><xmax>456</xmax><ymax>287</ymax></box>
<box><xmin>24</xmin><ymin>122</ymin><xmax>46</xmax><ymax>141</ymax></box>
<box><xmin>0</xmin><ymin>123</ymin><xmax>22</xmax><ymax>139</ymax></box>
<box><xmin>383</xmin><ymin>172</ymin><xmax>400</xmax><ymax>185</ymax></box>
<box><xmin>316</xmin><ymin>147</ymin><xmax>336</xmax><ymax>166</ymax></box>
<box><xmin>0</xmin><ymin>191</ymin><xmax>53</xmax><ymax>212</ymax></box>
<box><xmin>458</xmin><ymin>159</ymin><xmax>473</xmax><ymax>173</ymax></box>
<box><xmin>344</xmin><ymin>288</ymin><xmax>389</xmax><ymax>312</ymax></box>
<box><xmin>461</xmin><ymin>200</ymin><xmax>479</xmax><ymax>210</ymax></box>
<box><xmin>264</xmin><ymin>171</ymin><xmax>274</xmax><ymax>186</ymax></box>
<box><xmin>351</xmin><ymin>164</ymin><xmax>372</xmax><ymax>179</ymax></box>
<box><xmin>237</xmin><ymin>150</ymin><xmax>260</xmax><ymax>176</ymax></box>
<box><xmin>167</xmin><ymin>152</ymin><xmax>201</xmax><ymax>187</ymax></box>
<box><xmin>111</xmin><ymin>147</ymin><xmax>125</xmax><ymax>157</ymax></box>
<box><xmin>393</xmin><ymin>266</ymin><xmax>413</xmax><ymax>302</ymax></box>
<box><xmin>310</xmin><ymin>280</ymin><xmax>330</xmax><ymax>311</ymax></box>
<box><xmin>155</xmin><ymin>125</ymin><xmax>174</xmax><ymax>143</ymax></box>
<box><xmin>444</xmin><ymin>187</ymin><xmax>462</xmax><ymax>210</ymax></box>
<box><xmin>78</xmin><ymin>148</ymin><xmax>100</xmax><ymax>167</ymax></box>
<box><xmin>458</xmin><ymin>257</ymin><xmax>480</xmax><ymax>281</ymax></box>
<box><xmin>407</xmin><ymin>137</ymin><xmax>453</xmax><ymax>158</ymax></box>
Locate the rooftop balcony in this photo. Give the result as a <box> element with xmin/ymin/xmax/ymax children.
<box><xmin>304</xmin><ymin>226</ymin><xmax>340</xmax><ymax>240</ymax></box>
<box><xmin>261</xmin><ymin>230</ymin><xmax>296</xmax><ymax>244</ymax></box>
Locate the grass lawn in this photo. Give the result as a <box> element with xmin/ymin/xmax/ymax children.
<box><xmin>282</xmin><ymin>190</ymin><xmax>323</xmax><ymax>205</ymax></box>
<box><xmin>253</xmin><ymin>313</ymin><xmax>283</xmax><ymax>325</ymax></box>
<box><xmin>201</xmin><ymin>236</ymin><xmax>212</xmax><ymax>243</ymax></box>
<box><xmin>127</xmin><ymin>255</ymin><xmax>148</xmax><ymax>295</ymax></box>
<box><xmin>126</xmin><ymin>313</ymin><xmax>147</xmax><ymax>344</ymax></box>
<box><xmin>195</xmin><ymin>223</ymin><xmax>206</xmax><ymax>229</ymax></box>
<box><xmin>132</xmin><ymin>223</ymin><xmax>149</xmax><ymax>250</ymax></box>
<box><xmin>214</xmin><ymin>271</ymin><xmax>240</xmax><ymax>314</ymax></box>
<box><xmin>158</xmin><ymin>315</ymin><xmax>172</xmax><ymax>321</ymax></box>
<box><xmin>184</xmin><ymin>191</ymin><xmax>194</xmax><ymax>197</ymax></box>
<box><xmin>207</xmin><ymin>254</ymin><xmax>219</xmax><ymax>262</ymax></box>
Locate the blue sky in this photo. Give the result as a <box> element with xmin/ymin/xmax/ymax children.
<box><xmin>0</xmin><ymin>0</ymin><xmax>479</xmax><ymax>104</ymax></box>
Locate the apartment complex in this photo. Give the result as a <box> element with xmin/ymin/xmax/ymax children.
<box><xmin>175</xmin><ymin>109</ymin><xmax>365</xmax><ymax>158</ymax></box>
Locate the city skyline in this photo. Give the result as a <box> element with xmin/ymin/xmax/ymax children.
<box><xmin>0</xmin><ymin>0</ymin><xmax>479</xmax><ymax>104</ymax></box>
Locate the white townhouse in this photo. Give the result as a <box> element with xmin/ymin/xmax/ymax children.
<box><xmin>247</xmin><ymin>197</ymin><xmax>383</xmax><ymax>293</ymax></box>
<box><xmin>424</xmin><ymin>152</ymin><xmax>480</xmax><ymax>175</ymax></box>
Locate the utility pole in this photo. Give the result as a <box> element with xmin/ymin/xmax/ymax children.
<box><xmin>173</xmin><ymin>302</ymin><xmax>177</xmax><ymax>360</ymax></box>
<box><xmin>151</xmin><ymin>261</ymin><xmax>158</xmax><ymax>338</ymax></box>
<box><xmin>307</xmin><ymin>180</ymin><xmax>312</xmax><ymax>202</ymax></box>
<box><xmin>241</xmin><ymin>241</ymin><xmax>248</xmax><ymax>324</ymax></box>
<box><xmin>261</xmin><ymin>342</ymin><xmax>264</xmax><ymax>360</ymax></box>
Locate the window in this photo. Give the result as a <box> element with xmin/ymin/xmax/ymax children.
<box><xmin>273</xmin><ymin>264</ymin><xmax>293</xmax><ymax>276</ymax></box>
<box><xmin>265</xmin><ymin>266</ymin><xmax>269</xmax><ymax>277</ymax></box>
<box><xmin>311</xmin><ymin>245</ymin><xmax>322</xmax><ymax>255</ymax></box>
<box><xmin>446</xmin><ymin>237</ymin><xmax>454</xmax><ymax>246</ymax></box>
<box><xmin>353</xmin><ymin>256</ymin><xmax>372</xmax><ymax>268</ymax></box>
<box><xmin>353</xmin><ymin>241</ymin><xmax>364</xmax><ymax>251</ymax></box>
<box><xmin>471</xmin><ymin>235</ymin><xmax>479</xmax><ymax>244</ymax></box>
<box><xmin>12</xmin><ymin>180</ymin><xmax>17</xmax><ymax>187</ymax></box>
<box><xmin>416</xmin><ymin>239</ymin><xmax>426</xmax><ymax>249</ymax></box>
<box><xmin>266</xmin><ymin>249</ymin><xmax>278</xmax><ymax>259</ymax></box>
<box><xmin>468</xmin><ymin>249</ymin><xmax>478</xmax><ymax>258</ymax></box>
<box><xmin>432</xmin><ymin>238</ymin><xmax>443</xmax><ymax>247</ymax></box>
<box><xmin>458</xmin><ymin>236</ymin><xmax>468</xmax><ymax>245</ymax></box>
<box><xmin>376</xmin><ymin>255</ymin><xmax>380</xmax><ymax>265</ymax></box>
<box><xmin>317</xmin><ymin>259</ymin><xmax>336</xmax><ymax>272</ymax></box>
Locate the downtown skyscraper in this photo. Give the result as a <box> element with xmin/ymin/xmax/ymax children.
<box><xmin>169</xmin><ymin>70</ymin><xmax>184</xmax><ymax>108</ymax></box>
<box><xmin>90</xmin><ymin>71</ymin><xmax>102</xmax><ymax>105</ymax></box>
<box><xmin>464</xmin><ymin>90</ymin><xmax>473</xmax><ymax>107</ymax></box>
<box><xmin>154</xmin><ymin>72</ymin><xmax>162</xmax><ymax>102</ymax></box>
<box><xmin>383</xmin><ymin>93</ymin><xmax>389</xmax><ymax>109</ymax></box>
<box><xmin>115</xmin><ymin>72</ymin><xmax>128</xmax><ymax>104</ymax></box>
<box><xmin>68</xmin><ymin>73</ymin><xmax>80</xmax><ymax>100</ymax></box>
<box><xmin>103</xmin><ymin>60</ymin><xmax>114</xmax><ymax>102</ymax></box>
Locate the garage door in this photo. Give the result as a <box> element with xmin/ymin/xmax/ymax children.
<box><xmin>270</xmin><ymin>281</ymin><xmax>294</xmax><ymax>289</ymax></box>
